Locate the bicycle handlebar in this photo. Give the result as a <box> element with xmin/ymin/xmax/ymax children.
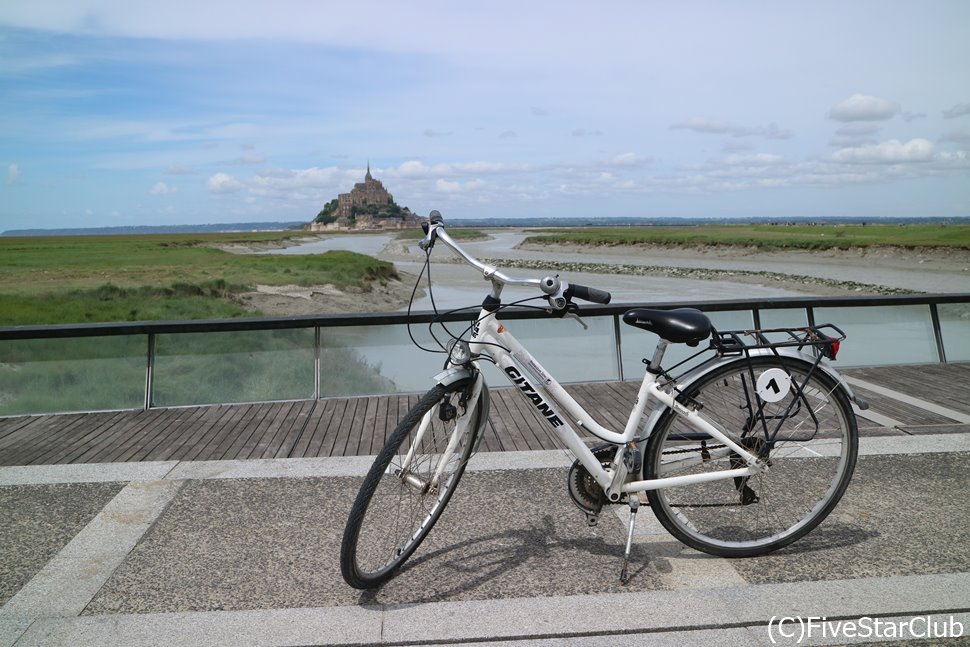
<box><xmin>419</xmin><ymin>211</ymin><xmax>612</xmax><ymax>307</ymax></box>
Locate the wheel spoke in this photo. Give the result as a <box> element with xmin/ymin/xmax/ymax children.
<box><xmin>645</xmin><ymin>357</ymin><xmax>858</xmax><ymax>556</ymax></box>
<box><xmin>340</xmin><ymin>380</ymin><xmax>486</xmax><ymax>588</ymax></box>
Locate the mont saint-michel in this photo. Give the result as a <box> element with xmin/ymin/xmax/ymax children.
<box><xmin>307</xmin><ymin>164</ymin><xmax>421</xmax><ymax>232</ymax></box>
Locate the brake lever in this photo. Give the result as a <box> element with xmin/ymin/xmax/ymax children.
<box><xmin>564</xmin><ymin>311</ymin><xmax>588</xmax><ymax>330</ymax></box>
<box><xmin>546</xmin><ymin>300</ymin><xmax>586</xmax><ymax>328</ymax></box>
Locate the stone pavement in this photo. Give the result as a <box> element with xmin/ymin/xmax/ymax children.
<box><xmin>1</xmin><ymin>435</ymin><xmax>969</xmax><ymax>647</ymax></box>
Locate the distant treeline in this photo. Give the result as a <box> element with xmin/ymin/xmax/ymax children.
<box><xmin>2</xmin><ymin>222</ymin><xmax>306</xmax><ymax>237</ymax></box>
<box><xmin>446</xmin><ymin>216</ymin><xmax>970</xmax><ymax>228</ymax></box>
<box><xmin>5</xmin><ymin>216</ymin><xmax>970</xmax><ymax>237</ymax></box>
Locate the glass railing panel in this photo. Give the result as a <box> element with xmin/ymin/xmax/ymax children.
<box><xmin>814</xmin><ymin>305</ymin><xmax>939</xmax><ymax>366</ymax></box>
<box><xmin>0</xmin><ymin>336</ymin><xmax>145</xmax><ymax>416</ymax></box>
<box><xmin>153</xmin><ymin>329</ymin><xmax>315</xmax><ymax>406</ymax></box>
<box><xmin>757</xmin><ymin>308</ymin><xmax>810</xmax><ymax>329</ymax></box>
<box><xmin>477</xmin><ymin>314</ymin><xmax>619</xmax><ymax>385</ymax></box>
<box><xmin>323</xmin><ymin>314</ymin><xmax>620</xmax><ymax>396</ymax></box>
<box><xmin>320</xmin><ymin>324</ymin><xmax>444</xmax><ymax>396</ymax></box>
<box><xmin>619</xmin><ymin>309</ymin><xmax>755</xmax><ymax>381</ymax></box>
<box><xmin>938</xmin><ymin>303</ymin><xmax>970</xmax><ymax>362</ymax></box>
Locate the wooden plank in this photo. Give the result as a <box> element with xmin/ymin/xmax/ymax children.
<box><xmin>0</xmin><ymin>415</ymin><xmax>40</xmax><ymax>444</ymax></box>
<box><xmin>268</xmin><ymin>400</ymin><xmax>317</xmax><ymax>459</ymax></box>
<box><xmin>366</xmin><ymin>393</ymin><xmax>390</xmax><ymax>456</ymax></box>
<box><xmin>327</xmin><ymin>397</ymin><xmax>360</xmax><ymax>457</ymax></box>
<box><xmin>230</xmin><ymin>401</ymin><xmax>286</xmax><ymax>460</ymax></box>
<box><xmin>65</xmin><ymin>409</ymin><xmax>170</xmax><ymax>464</ymax></box>
<box><xmin>0</xmin><ymin>413</ymin><xmax>88</xmax><ymax>464</ymax></box>
<box><xmin>0</xmin><ymin>363</ymin><xmax>965</xmax><ymax>466</ymax></box>
<box><xmin>181</xmin><ymin>404</ymin><xmax>255</xmax><ymax>462</ymax></box>
<box><xmin>109</xmin><ymin>408</ymin><xmax>191</xmax><ymax>463</ymax></box>
<box><xmin>487</xmin><ymin>391</ymin><xmax>529</xmax><ymax>451</ymax></box>
<box><xmin>297</xmin><ymin>399</ymin><xmax>338</xmax><ymax>458</ymax></box>
<box><xmin>250</xmin><ymin>401</ymin><xmax>305</xmax><ymax>458</ymax></box>
<box><xmin>38</xmin><ymin>409</ymin><xmax>136</xmax><ymax>465</ymax></box>
<box><xmin>134</xmin><ymin>406</ymin><xmax>212</xmax><ymax>462</ymax></box>
<box><xmin>208</xmin><ymin>404</ymin><xmax>273</xmax><ymax>461</ymax></box>
<box><xmin>7</xmin><ymin>411</ymin><xmax>121</xmax><ymax>466</ymax></box>
<box><xmin>504</xmin><ymin>387</ymin><xmax>559</xmax><ymax>450</ymax></box>
<box><xmin>155</xmin><ymin>404</ymin><xmax>239</xmax><ymax>462</ymax></box>
<box><xmin>846</xmin><ymin>364</ymin><xmax>970</xmax><ymax>414</ymax></box>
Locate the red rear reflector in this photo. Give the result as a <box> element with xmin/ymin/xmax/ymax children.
<box><xmin>827</xmin><ymin>339</ymin><xmax>841</xmax><ymax>360</ymax></box>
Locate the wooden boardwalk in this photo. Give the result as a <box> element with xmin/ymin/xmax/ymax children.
<box><xmin>0</xmin><ymin>364</ymin><xmax>967</xmax><ymax>467</ymax></box>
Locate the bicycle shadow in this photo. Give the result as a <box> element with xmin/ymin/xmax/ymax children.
<box><xmin>354</xmin><ymin>518</ymin><xmax>878</xmax><ymax>606</ymax></box>
<box><xmin>355</xmin><ymin>513</ymin><xmax>668</xmax><ymax>605</ymax></box>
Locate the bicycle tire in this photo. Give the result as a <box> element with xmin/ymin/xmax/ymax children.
<box><xmin>340</xmin><ymin>378</ymin><xmax>487</xmax><ymax>589</ymax></box>
<box><xmin>644</xmin><ymin>355</ymin><xmax>858</xmax><ymax>557</ymax></box>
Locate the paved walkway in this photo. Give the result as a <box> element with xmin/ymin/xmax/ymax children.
<box><xmin>2</xmin><ymin>433</ymin><xmax>970</xmax><ymax>646</ymax></box>
<box><xmin>1</xmin><ymin>363</ymin><xmax>969</xmax><ymax>646</ymax></box>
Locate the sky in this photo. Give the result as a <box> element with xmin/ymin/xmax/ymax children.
<box><xmin>1</xmin><ymin>1</ymin><xmax>969</xmax><ymax>230</ymax></box>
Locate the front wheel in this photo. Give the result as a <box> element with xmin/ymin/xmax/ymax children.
<box><xmin>644</xmin><ymin>355</ymin><xmax>858</xmax><ymax>557</ymax></box>
<box><xmin>340</xmin><ymin>377</ymin><xmax>487</xmax><ymax>589</ymax></box>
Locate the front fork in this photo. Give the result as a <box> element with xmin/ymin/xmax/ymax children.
<box><xmin>397</xmin><ymin>375</ymin><xmax>484</xmax><ymax>493</ymax></box>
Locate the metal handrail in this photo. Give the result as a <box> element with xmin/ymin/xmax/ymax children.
<box><xmin>1</xmin><ymin>292</ymin><xmax>968</xmax><ymax>414</ymax></box>
<box><xmin>2</xmin><ymin>293</ymin><xmax>968</xmax><ymax>340</ymax></box>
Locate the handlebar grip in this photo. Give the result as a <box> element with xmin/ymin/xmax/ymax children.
<box><xmin>565</xmin><ymin>283</ymin><xmax>612</xmax><ymax>305</ymax></box>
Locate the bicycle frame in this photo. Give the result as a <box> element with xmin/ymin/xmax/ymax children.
<box><xmin>465</xmin><ymin>307</ymin><xmax>765</xmax><ymax>502</ymax></box>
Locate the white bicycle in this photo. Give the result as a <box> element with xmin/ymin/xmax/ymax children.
<box><xmin>340</xmin><ymin>212</ymin><xmax>865</xmax><ymax>589</ymax></box>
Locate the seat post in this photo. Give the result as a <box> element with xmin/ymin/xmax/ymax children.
<box><xmin>647</xmin><ymin>340</ymin><xmax>669</xmax><ymax>374</ymax></box>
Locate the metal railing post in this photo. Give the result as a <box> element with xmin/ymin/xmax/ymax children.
<box><xmin>314</xmin><ymin>325</ymin><xmax>322</xmax><ymax>399</ymax></box>
<box><xmin>612</xmin><ymin>314</ymin><xmax>624</xmax><ymax>381</ymax></box>
<box><xmin>144</xmin><ymin>333</ymin><xmax>156</xmax><ymax>410</ymax></box>
<box><xmin>929</xmin><ymin>303</ymin><xmax>947</xmax><ymax>363</ymax></box>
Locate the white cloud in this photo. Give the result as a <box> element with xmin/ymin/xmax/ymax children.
<box><xmin>829</xmin><ymin>123</ymin><xmax>881</xmax><ymax>147</ymax></box>
<box><xmin>231</xmin><ymin>154</ymin><xmax>266</xmax><ymax>165</ymax></box>
<box><xmin>435</xmin><ymin>179</ymin><xmax>461</xmax><ymax>192</ymax></box>
<box><xmin>670</xmin><ymin>118</ymin><xmax>791</xmax><ymax>139</ymax></box>
<box><xmin>724</xmin><ymin>153</ymin><xmax>784</xmax><ymax>166</ymax></box>
<box><xmin>530</xmin><ymin>106</ymin><xmax>550</xmax><ymax>117</ymax></box>
<box><xmin>497</xmin><ymin>130</ymin><xmax>517</xmax><ymax>139</ymax></box>
<box><xmin>940</xmin><ymin>129</ymin><xmax>970</xmax><ymax>146</ymax></box>
<box><xmin>207</xmin><ymin>172</ymin><xmax>244</xmax><ymax>193</ymax></box>
<box><xmin>150</xmin><ymin>181</ymin><xmax>177</xmax><ymax>195</ymax></box>
<box><xmin>831</xmin><ymin>138</ymin><xmax>934</xmax><ymax>164</ymax></box>
<box><xmin>943</xmin><ymin>103</ymin><xmax>970</xmax><ymax>119</ymax></box>
<box><xmin>7</xmin><ymin>163</ymin><xmax>21</xmax><ymax>185</ymax></box>
<box><xmin>827</xmin><ymin>94</ymin><xmax>900</xmax><ymax>122</ymax></box>
<box><xmin>165</xmin><ymin>164</ymin><xmax>196</xmax><ymax>175</ymax></box>
<box><xmin>609</xmin><ymin>152</ymin><xmax>652</xmax><ymax>167</ymax></box>
<box><xmin>434</xmin><ymin>178</ymin><xmax>485</xmax><ymax>193</ymax></box>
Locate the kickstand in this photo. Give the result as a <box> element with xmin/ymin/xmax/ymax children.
<box><xmin>619</xmin><ymin>495</ymin><xmax>640</xmax><ymax>585</ymax></box>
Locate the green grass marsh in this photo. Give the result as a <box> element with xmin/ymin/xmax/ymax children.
<box><xmin>0</xmin><ymin>232</ymin><xmax>398</xmax><ymax>326</ymax></box>
<box><xmin>523</xmin><ymin>223</ymin><xmax>970</xmax><ymax>251</ymax></box>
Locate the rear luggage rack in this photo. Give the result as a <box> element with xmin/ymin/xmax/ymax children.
<box><xmin>711</xmin><ymin>323</ymin><xmax>846</xmax><ymax>361</ymax></box>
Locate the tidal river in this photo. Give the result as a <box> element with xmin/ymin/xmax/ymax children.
<box><xmin>266</xmin><ymin>231</ymin><xmax>969</xmax><ymax>387</ymax></box>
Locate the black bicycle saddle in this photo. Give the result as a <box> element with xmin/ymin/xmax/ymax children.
<box><xmin>622</xmin><ymin>308</ymin><xmax>712</xmax><ymax>345</ymax></box>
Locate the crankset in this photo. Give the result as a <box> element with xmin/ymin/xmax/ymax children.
<box><xmin>567</xmin><ymin>444</ymin><xmax>616</xmax><ymax>526</ymax></box>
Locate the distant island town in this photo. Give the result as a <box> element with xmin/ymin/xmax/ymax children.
<box><xmin>306</xmin><ymin>164</ymin><xmax>421</xmax><ymax>232</ymax></box>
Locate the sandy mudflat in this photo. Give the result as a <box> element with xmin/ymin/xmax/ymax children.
<box><xmin>223</xmin><ymin>230</ymin><xmax>970</xmax><ymax>315</ymax></box>
<box><xmin>236</xmin><ymin>274</ymin><xmax>423</xmax><ymax>316</ymax></box>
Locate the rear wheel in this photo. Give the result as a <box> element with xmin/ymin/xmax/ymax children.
<box><xmin>340</xmin><ymin>378</ymin><xmax>487</xmax><ymax>589</ymax></box>
<box><xmin>644</xmin><ymin>356</ymin><xmax>858</xmax><ymax>557</ymax></box>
